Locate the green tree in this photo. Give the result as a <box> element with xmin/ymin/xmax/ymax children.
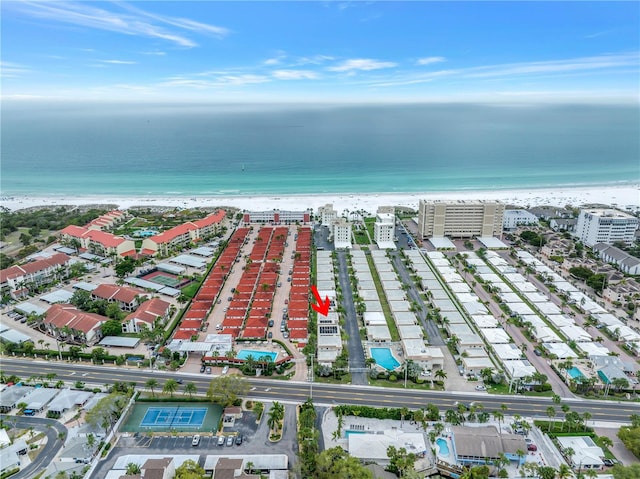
<box><xmin>537</xmin><ymin>466</ymin><xmax>557</xmax><ymax>479</ymax></box>
<box><xmin>618</xmin><ymin>423</ymin><xmax>640</xmax><ymax>458</ymax></box>
<box><xmin>105</xmin><ymin>302</ymin><xmax>124</xmax><ymax>320</ymax></box>
<box><xmin>206</xmin><ymin>375</ymin><xmax>249</xmax><ymax>407</ymax></box>
<box><xmin>387</xmin><ymin>445</ymin><xmax>417</xmax><ymax>477</ymax></box>
<box><xmin>163</xmin><ymin>379</ymin><xmax>179</xmax><ymax>397</ymax></box>
<box><xmin>101</xmin><ymin>319</ymin><xmax>123</xmax><ymax>337</ymax></box>
<box><xmin>114</xmin><ymin>257</ymin><xmax>137</xmax><ymax>278</ymax></box>
<box><xmin>174</xmin><ymin>459</ymin><xmax>206</xmax><ymax>479</ymax></box>
<box><xmin>556</xmin><ymin>464</ymin><xmax>572</xmax><ymax>479</ymax></box>
<box><xmin>611</xmin><ymin>464</ymin><xmax>640</xmax><ymax>479</ymax></box>
<box><xmin>145</xmin><ymin>378</ymin><xmax>158</xmax><ymax>397</ymax></box>
<box><xmin>85</xmin><ymin>392</ymin><xmax>128</xmax><ymax>434</ymax></box>
<box><xmin>184</xmin><ymin>382</ymin><xmax>197</xmax><ymax>398</ymax></box>
<box><xmin>315</xmin><ymin>447</ymin><xmax>373</xmax><ymax>479</ymax></box>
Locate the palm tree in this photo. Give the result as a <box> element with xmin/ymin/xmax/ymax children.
<box><xmin>163</xmin><ymin>379</ymin><xmax>178</xmax><ymax>398</ymax></box>
<box><xmin>582</xmin><ymin>411</ymin><xmax>592</xmax><ymax>430</ymax></box>
<box><xmin>246</xmin><ymin>461</ymin><xmax>254</xmax><ymax>474</ymax></box>
<box><xmin>145</xmin><ymin>378</ymin><xmax>158</xmax><ymax>397</ymax></box>
<box><xmin>515</xmin><ymin>449</ymin><xmax>526</xmax><ymax>468</ymax></box>
<box><xmin>562</xmin><ymin>447</ymin><xmax>575</xmax><ymax>466</ymax></box>
<box><xmin>493</xmin><ymin>411</ymin><xmax>504</xmax><ymax>434</ymax></box>
<box><xmin>125</xmin><ymin>462</ymin><xmax>141</xmax><ymax>475</ymax></box>
<box><xmin>400</xmin><ymin>407</ymin><xmax>409</xmax><ymax>428</ymax></box>
<box><xmin>556</xmin><ymin>463</ymin><xmax>572</xmax><ymax>479</ymax></box>
<box><xmin>184</xmin><ymin>382</ymin><xmax>197</xmax><ymax>398</ymax></box>
<box><xmin>434</xmin><ymin>369</ymin><xmax>447</xmax><ymax>383</ymax></box>
<box><xmin>268</xmin><ymin>401</ymin><xmax>284</xmax><ymax>433</ymax></box>
<box><xmin>599</xmin><ymin>436</ymin><xmax>613</xmax><ymax>449</ymax></box>
<box><xmin>546</xmin><ymin>406</ymin><xmax>556</xmax><ymax>432</ymax></box>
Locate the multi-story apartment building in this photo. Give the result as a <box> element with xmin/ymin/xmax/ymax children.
<box><xmin>59</xmin><ymin>225</ymin><xmax>136</xmax><ymax>258</ymax></box>
<box><xmin>332</xmin><ymin>218</ymin><xmax>352</xmax><ymax>249</ymax></box>
<box><xmin>318</xmin><ymin>204</ymin><xmax>338</xmax><ymax>226</ymax></box>
<box><xmin>575</xmin><ymin>209</ymin><xmax>639</xmax><ymax>247</ymax></box>
<box><xmin>91</xmin><ymin>284</ymin><xmax>146</xmax><ymax>311</ymax></box>
<box><xmin>593</xmin><ymin>243</ymin><xmax>640</xmax><ymax>275</ymax></box>
<box><xmin>374</xmin><ymin>210</ymin><xmax>395</xmax><ymax>249</ymax></box>
<box><xmin>242</xmin><ymin>209</ymin><xmax>311</xmax><ymax>224</ymax></box>
<box><xmin>417</xmin><ymin>200</ymin><xmax>504</xmax><ymax>238</ymax></box>
<box><xmin>44</xmin><ymin>304</ymin><xmax>107</xmax><ymax>344</ymax></box>
<box><xmin>503</xmin><ymin>209</ymin><xmax>539</xmax><ymax>231</ymax></box>
<box><xmin>86</xmin><ymin>210</ymin><xmax>128</xmax><ymax>231</ymax></box>
<box><xmin>141</xmin><ymin>210</ymin><xmax>226</xmax><ymax>256</ymax></box>
<box><xmin>0</xmin><ymin>253</ymin><xmax>71</xmax><ymax>300</ymax></box>
<box><xmin>122</xmin><ymin>298</ymin><xmax>171</xmax><ymax>333</ymax></box>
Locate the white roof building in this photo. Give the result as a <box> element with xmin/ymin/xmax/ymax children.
<box><xmin>503</xmin><ymin>359</ymin><xmax>537</xmax><ymax>379</ymax></box>
<box><xmin>348</xmin><ymin>429</ymin><xmax>427</xmax><ymax>464</ymax></box>
<box><xmin>493</xmin><ymin>343</ymin><xmax>523</xmax><ymax>361</ymax></box>
<box><xmin>480</xmin><ymin>328</ymin><xmax>511</xmax><ymax>344</ymax></box>
<box><xmin>576</xmin><ymin>208</ymin><xmax>639</xmax><ymax>247</ymax></box>
<box><xmin>543</xmin><ymin>342</ymin><xmax>578</xmax><ymax>359</ymax></box>
<box><xmin>556</xmin><ymin>436</ymin><xmax>605</xmax><ymax>469</ymax></box>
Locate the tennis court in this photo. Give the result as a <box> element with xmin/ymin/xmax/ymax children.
<box><xmin>121</xmin><ymin>402</ymin><xmax>222</xmax><ymax>433</ymax></box>
<box><xmin>140</xmin><ymin>270</ymin><xmax>187</xmax><ymax>288</ymax></box>
<box><xmin>140</xmin><ymin>407</ymin><xmax>207</xmax><ymax>428</ymax></box>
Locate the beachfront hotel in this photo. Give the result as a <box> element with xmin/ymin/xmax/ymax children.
<box><xmin>575</xmin><ymin>208</ymin><xmax>639</xmax><ymax>247</ymax></box>
<box><xmin>502</xmin><ymin>209</ymin><xmax>539</xmax><ymax>231</ymax></box>
<box><xmin>417</xmin><ymin>200</ymin><xmax>505</xmax><ymax>239</ymax></box>
<box><xmin>141</xmin><ymin>210</ymin><xmax>226</xmax><ymax>256</ymax></box>
<box><xmin>242</xmin><ymin>209</ymin><xmax>312</xmax><ymax>224</ymax></box>
<box><xmin>332</xmin><ymin>217</ymin><xmax>352</xmax><ymax>249</ymax></box>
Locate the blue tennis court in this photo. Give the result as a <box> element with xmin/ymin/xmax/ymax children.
<box><xmin>140</xmin><ymin>407</ymin><xmax>207</xmax><ymax>428</ymax></box>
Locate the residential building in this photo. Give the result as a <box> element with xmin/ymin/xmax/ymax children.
<box><xmin>556</xmin><ymin>436</ymin><xmax>604</xmax><ymax>470</ymax></box>
<box><xmin>122</xmin><ymin>298</ymin><xmax>172</xmax><ymax>333</ymax></box>
<box><xmin>528</xmin><ymin>206</ymin><xmax>573</xmax><ymax>220</ymax></box>
<box><xmin>317</xmin><ymin>312</ymin><xmax>342</xmax><ymax>366</ymax></box>
<box><xmin>503</xmin><ymin>209</ymin><xmax>539</xmax><ymax>230</ymax></box>
<box><xmin>332</xmin><ymin>218</ymin><xmax>352</xmax><ymax>249</ymax></box>
<box><xmin>91</xmin><ymin>284</ymin><xmax>146</xmax><ymax>311</ymax></box>
<box><xmin>242</xmin><ymin>209</ymin><xmax>311</xmax><ymax>224</ymax></box>
<box><xmin>318</xmin><ymin>203</ymin><xmax>338</xmax><ymax>226</ymax></box>
<box><xmin>417</xmin><ymin>200</ymin><xmax>504</xmax><ymax>239</ymax></box>
<box><xmin>450</xmin><ymin>426</ymin><xmax>527</xmax><ymax>466</ymax></box>
<box><xmin>602</xmin><ymin>279</ymin><xmax>640</xmax><ymax>308</ymax></box>
<box><xmin>550</xmin><ymin>218</ymin><xmax>578</xmax><ymax>232</ymax></box>
<box><xmin>141</xmin><ymin>210</ymin><xmax>226</xmax><ymax>256</ymax></box>
<box><xmin>59</xmin><ymin>225</ymin><xmax>135</xmax><ymax>257</ymax></box>
<box><xmin>575</xmin><ymin>208</ymin><xmax>639</xmax><ymax>247</ymax></box>
<box><xmin>0</xmin><ymin>253</ymin><xmax>71</xmax><ymax>300</ymax></box>
<box><xmin>86</xmin><ymin>210</ymin><xmax>128</xmax><ymax>231</ymax></box>
<box><xmin>592</xmin><ymin>243</ymin><xmax>640</xmax><ymax>275</ymax></box>
<box><xmin>43</xmin><ymin>304</ymin><xmax>107</xmax><ymax>344</ymax></box>
<box><xmin>374</xmin><ymin>209</ymin><xmax>396</xmax><ymax>249</ymax></box>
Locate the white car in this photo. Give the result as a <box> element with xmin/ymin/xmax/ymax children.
<box><xmin>475</xmin><ymin>385</ymin><xmax>486</xmax><ymax>391</ymax></box>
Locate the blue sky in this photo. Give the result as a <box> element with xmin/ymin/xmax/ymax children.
<box><xmin>2</xmin><ymin>1</ymin><xmax>638</xmax><ymax>103</ymax></box>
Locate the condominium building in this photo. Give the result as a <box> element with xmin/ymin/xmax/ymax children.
<box><xmin>242</xmin><ymin>209</ymin><xmax>311</xmax><ymax>224</ymax></box>
<box><xmin>0</xmin><ymin>253</ymin><xmax>71</xmax><ymax>300</ymax></box>
<box><xmin>59</xmin><ymin>225</ymin><xmax>136</xmax><ymax>257</ymax></box>
<box><xmin>332</xmin><ymin>218</ymin><xmax>352</xmax><ymax>249</ymax></box>
<box><xmin>318</xmin><ymin>204</ymin><xmax>338</xmax><ymax>226</ymax></box>
<box><xmin>417</xmin><ymin>200</ymin><xmax>505</xmax><ymax>239</ymax></box>
<box><xmin>575</xmin><ymin>209</ymin><xmax>639</xmax><ymax>247</ymax></box>
<box><xmin>503</xmin><ymin>209</ymin><xmax>539</xmax><ymax>231</ymax></box>
<box><xmin>374</xmin><ymin>209</ymin><xmax>396</xmax><ymax>249</ymax></box>
<box><xmin>141</xmin><ymin>210</ymin><xmax>226</xmax><ymax>256</ymax></box>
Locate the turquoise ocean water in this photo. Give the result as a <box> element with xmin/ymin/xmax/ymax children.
<box><xmin>1</xmin><ymin>103</ymin><xmax>638</xmax><ymax>197</ymax></box>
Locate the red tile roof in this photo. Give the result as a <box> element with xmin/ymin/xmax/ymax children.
<box><xmin>60</xmin><ymin>225</ymin><xmax>128</xmax><ymax>249</ymax></box>
<box><xmin>0</xmin><ymin>253</ymin><xmax>71</xmax><ymax>282</ymax></box>
<box><xmin>92</xmin><ymin>284</ymin><xmax>145</xmax><ymax>304</ymax></box>
<box><xmin>44</xmin><ymin>304</ymin><xmax>107</xmax><ymax>334</ymax></box>
<box><xmin>125</xmin><ymin>298</ymin><xmax>170</xmax><ymax>325</ymax></box>
<box><xmin>149</xmin><ymin>210</ymin><xmax>226</xmax><ymax>245</ymax></box>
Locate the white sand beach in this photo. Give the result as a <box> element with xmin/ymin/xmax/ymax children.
<box><xmin>1</xmin><ymin>184</ymin><xmax>638</xmax><ymax>213</ymax></box>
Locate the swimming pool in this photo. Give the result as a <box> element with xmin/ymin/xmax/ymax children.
<box><xmin>236</xmin><ymin>350</ymin><xmax>278</xmax><ymax>361</ymax></box>
<box><xmin>567</xmin><ymin>367</ymin><xmax>584</xmax><ymax>380</ymax></box>
<box><xmin>345</xmin><ymin>430</ymin><xmax>366</xmax><ymax>438</ymax></box>
<box><xmin>370</xmin><ymin>347</ymin><xmax>400</xmax><ymax>371</ymax></box>
<box><xmin>436</xmin><ymin>438</ymin><xmax>450</xmax><ymax>456</ymax></box>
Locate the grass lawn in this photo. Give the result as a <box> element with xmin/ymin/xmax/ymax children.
<box><xmin>353</xmin><ymin>228</ymin><xmax>371</xmax><ymax>245</ymax></box>
<box><xmin>314</xmin><ymin>374</ymin><xmax>352</xmax><ymax>385</ymax></box>
<box><xmin>369</xmin><ymin>378</ymin><xmax>436</xmax><ymax>390</ymax></box>
<box><xmin>364</xmin><ymin>217</ymin><xmax>376</xmax><ymax>240</ymax></box>
<box><xmin>181</xmin><ymin>282</ymin><xmax>202</xmax><ymax>299</ymax></box>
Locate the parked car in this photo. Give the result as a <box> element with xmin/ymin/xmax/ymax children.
<box><xmin>191</xmin><ymin>435</ymin><xmax>200</xmax><ymax>446</ymax></box>
<box><xmin>268</xmin><ymin>320</ymin><xmax>274</xmax><ymax>327</ymax></box>
<box><xmin>200</xmin><ymin>365</ymin><xmax>206</xmax><ymax>373</ymax></box>
<box><xmin>533</xmin><ymin>349</ymin><xmax>542</xmax><ymax>356</ymax></box>
<box><xmin>217</xmin><ymin>436</ymin><xmax>225</xmax><ymax>446</ymax></box>
<box><xmin>206</xmin><ymin>366</ymin><xmax>212</xmax><ymax>374</ymax></box>
<box><xmin>527</xmin><ymin>443</ymin><xmax>537</xmax><ymax>451</ymax></box>
<box><xmin>283</xmin><ymin>331</ymin><xmax>289</xmax><ymax>339</ymax></box>
<box><xmin>222</xmin><ymin>366</ymin><xmax>229</xmax><ymax>375</ymax></box>
<box><xmin>475</xmin><ymin>385</ymin><xmax>486</xmax><ymax>391</ymax></box>
<box><xmin>226</xmin><ymin>436</ymin><xmax>234</xmax><ymax>446</ymax></box>
<box><xmin>235</xmin><ymin>434</ymin><xmax>243</xmax><ymax>445</ymax></box>
<box><xmin>268</xmin><ymin>332</ymin><xmax>273</xmax><ymax>339</ymax></box>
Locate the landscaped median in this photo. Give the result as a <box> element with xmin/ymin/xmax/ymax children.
<box><xmin>267</xmin><ymin>401</ymin><xmax>285</xmax><ymax>442</ymax></box>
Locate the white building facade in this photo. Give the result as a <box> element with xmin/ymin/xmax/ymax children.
<box><xmin>374</xmin><ymin>212</ymin><xmax>396</xmax><ymax>249</ymax></box>
<box><xmin>332</xmin><ymin>218</ymin><xmax>352</xmax><ymax>249</ymax></box>
<box><xmin>503</xmin><ymin>210</ymin><xmax>539</xmax><ymax>230</ymax></box>
<box><xmin>576</xmin><ymin>209</ymin><xmax>639</xmax><ymax>247</ymax></box>
<box><xmin>318</xmin><ymin>204</ymin><xmax>338</xmax><ymax>226</ymax></box>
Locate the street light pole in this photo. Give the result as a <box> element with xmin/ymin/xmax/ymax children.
<box><xmin>309</xmin><ymin>354</ymin><xmax>314</xmax><ymax>399</ymax></box>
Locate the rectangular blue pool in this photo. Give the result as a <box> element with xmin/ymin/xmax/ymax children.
<box><xmin>236</xmin><ymin>349</ymin><xmax>278</xmax><ymax>361</ymax></box>
<box><xmin>370</xmin><ymin>347</ymin><xmax>400</xmax><ymax>371</ymax></box>
<box><xmin>567</xmin><ymin>367</ymin><xmax>584</xmax><ymax>380</ymax></box>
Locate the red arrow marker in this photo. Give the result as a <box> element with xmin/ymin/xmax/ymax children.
<box><xmin>311</xmin><ymin>285</ymin><xmax>330</xmax><ymax>317</ymax></box>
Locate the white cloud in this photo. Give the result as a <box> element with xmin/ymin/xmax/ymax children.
<box><xmin>9</xmin><ymin>1</ymin><xmax>230</xmax><ymax>48</ymax></box>
<box><xmin>416</xmin><ymin>56</ymin><xmax>446</xmax><ymax>66</ymax></box>
<box><xmin>160</xmin><ymin>74</ymin><xmax>270</xmax><ymax>89</ymax></box>
<box><xmin>264</xmin><ymin>51</ymin><xmax>288</xmax><ymax>66</ymax></box>
<box><xmin>141</xmin><ymin>51</ymin><xmax>166</xmax><ymax>56</ymax></box>
<box><xmin>100</xmin><ymin>59</ymin><xmax>137</xmax><ymax>65</ymax></box>
<box><xmin>272</xmin><ymin>70</ymin><xmax>318</xmax><ymax>80</ymax></box>
<box><xmin>293</xmin><ymin>55</ymin><xmax>334</xmax><ymax>66</ymax></box>
<box><xmin>328</xmin><ymin>58</ymin><xmax>397</xmax><ymax>72</ymax></box>
<box><xmin>0</xmin><ymin>61</ymin><xmax>31</xmax><ymax>78</ymax></box>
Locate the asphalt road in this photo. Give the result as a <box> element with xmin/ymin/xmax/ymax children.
<box><xmin>335</xmin><ymin>250</ymin><xmax>367</xmax><ymax>385</ymax></box>
<box><xmin>3</xmin><ymin>358</ymin><xmax>639</xmax><ymax>423</ymax></box>
<box><xmin>2</xmin><ymin>414</ymin><xmax>68</xmax><ymax>479</ymax></box>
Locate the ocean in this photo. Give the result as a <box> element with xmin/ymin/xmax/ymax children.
<box><xmin>1</xmin><ymin>103</ymin><xmax>638</xmax><ymax>197</ymax></box>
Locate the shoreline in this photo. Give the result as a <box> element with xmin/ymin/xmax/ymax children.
<box><xmin>1</xmin><ymin>183</ymin><xmax>638</xmax><ymax>213</ymax></box>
